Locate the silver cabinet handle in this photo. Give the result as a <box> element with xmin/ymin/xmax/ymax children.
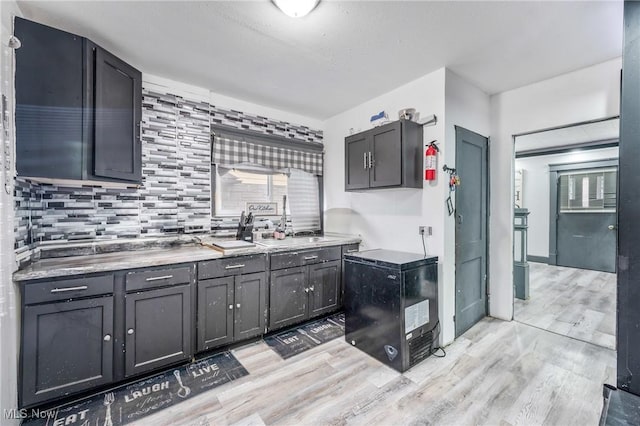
<box><xmin>304</xmin><ymin>255</ymin><xmax>318</xmax><ymax>260</ymax></box>
<box><xmin>346</xmin><ymin>249</ymin><xmax>358</xmax><ymax>253</ymax></box>
<box><xmin>225</xmin><ymin>264</ymin><xmax>245</xmax><ymax>270</ymax></box>
<box><xmin>236</xmin><ymin>303</ymin><xmax>241</xmax><ymax>308</ymax></box>
<box><xmin>104</xmin><ymin>334</ymin><xmax>111</xmax><ymax>342</ymax></box>
<box><xmin>50</xmin><ymin>285</ymin><xmax>88</xmax><ymax>293</ymax></box>
<box><xmin>145</xmin><ymin>275</ymin><xmax>173</xmax><ymax>282</ymax></box>
<box><xmin>368</xmin><ymin>152</ymin><xmax>373</xmax><ymax>169</ymax></box>
<box><xmin>304</xmin><ymin>287</ymin><xmax>309</xmax><ymax>293</ymax></box>
<box><xmin>608</xmin><ymin>225</ymin><xmax>616</xmax><ymax>230</ymax></box>
<box><xmin>363</xmin><ymin>152</ymin><xmax>368</xmax><ymax>169</ymax></box>
<box><xmin>228</xmin><ymin>304</ymin><xmax>233</xmax><ymax>310</ymax></box>
<box><xmin>127</xmin><ymin>329</ymin><xmax>134</xmax><ymax>335</ymax></box>
<box><xmin>309</xmin><ymin>286</ymin><xmax>315</xmax><ymax>292</ymax></box>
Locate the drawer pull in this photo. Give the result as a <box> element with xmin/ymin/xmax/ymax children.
<box><xmin>304</xmin><ymin>255</ymin><xmax>319</xmax><ymax>261</ymax></box>
<box><xmin>236</xmin><ymin>303</ymin><xmax>241</xmax><ymax>309</ymax></box>
<box><xmin>225</xmin><ymin>264</ymin><xmax>245</xmax><ymax>270</ymax></box>
<box><xmin>228</xmin><ymin>304</ymin><xmax>233</xmax><ymax>310</ymax></box>
<box><xmin>104</xmin><ymin>334</ymin><xmax>111</xmax><ymax>342</ymax></box>
<box><xmin>145</xmin><ymin>275</ymin><xmax>173</xmax><ymax>282</ymax></box>
<box><xmin>309</xmin><ymin>286</ymin><xmax>315</xmax><ymax>292</ymax></box>
<box><xmin>127</xmin><ymin>329</ymin><xmax>134</xmax><ymax>335</ymax></box>
<box><xmin>347</xmin><ymin>249</ymin><xmax>358</xmax><ymax>253</ymax></box>
<box><xmin>304</xmin><ymin>287</ymin><xmax>309</xmax><ymax>293</ymax></box>
<box><xmin>50</xmin><ymin>285</ymin><xmax>88</xmax><ymax>293</ymax></box>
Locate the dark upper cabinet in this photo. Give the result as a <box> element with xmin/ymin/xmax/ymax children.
<box><xmin>15</xmin><ymin>17</ymin><xmax>142</xmax><ymax>183</ymax></box>
<box><xmin>20</xmin><ymin>293</ymin><xmax>114</xmax><ymax>408</ymax></box>
<box><xmin>125</xmin><ymin>285</ymin><xmax>192</xmax><ymax>377</ymax></box>
<box><xmin>344</xmin><ymin>120</ymin><xmax>423</xmax><ymax>191</ymax></box>
<box><xmin>92</xmin><ymin>45</ymin><xmax>142</xmax><ymax>181</ymax></box>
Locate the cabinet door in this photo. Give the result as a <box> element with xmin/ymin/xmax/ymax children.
<box><xmin>93</xmin><ymin>46</ymin><xmax>142</xmax><ymax>181</ymax></box>
<box><xmin>345</xmin><ymin>132</ymin><xmax>370</xmax><ymax>190</ymax></box>
<box><xmin>197</xmin><ymin>277</ymin><xmax>234</xmax><ymax>351</ymax></box>
<box><xmin>21</xmin><ymin>297</ymin><xmax>113</xmax><ymax>407</ymax></box>
<box><xmin>308</xmin><ymin>260</ymin><xmax>341</xmax><ymax>318</ymax></box>
<box><xmin>370</xmin><ymin>122</ymin><xmax>402</xmax><ymax>188</ymax></box>
<box><xmin>15</xmin><ymin>17</ymin><xmax>84</xmax><ymax>180</ymax></box>
<box><xmin>125</xmin><ymin>285</ymin><xmax>191</xmax><ymax>377</ymax></box>
<box><xmin>234</xmin><ymin>272</ymin><xmax>267</xmax><ymax>341</ymax></box>
<box><xmin>269</xmin><ymin>266</ymin><xmax>308</xmax><ymax>330</ymax></box>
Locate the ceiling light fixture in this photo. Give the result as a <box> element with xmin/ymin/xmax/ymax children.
<box><xmin>273</xmin><ymin>0</ymin><xmax>320</xmax><ymax>18</ymax></box>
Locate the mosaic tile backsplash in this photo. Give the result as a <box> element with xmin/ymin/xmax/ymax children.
<box><xmin>14</xmin><ymin>87</ymin><xmax>323</xmax><ymax>267</ymax></box>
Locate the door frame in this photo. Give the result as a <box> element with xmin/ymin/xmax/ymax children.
<box><xmin>454</xmin><ymin>125</ymin><xmax>490</xmax><ymax>338</ymax></box>
<box><xmin>548</xmin><ymin>158</ymin><xmax>619</xmax><ymax>266</ymax></box>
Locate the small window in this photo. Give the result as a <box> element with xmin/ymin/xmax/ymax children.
<box><xmin>559</xmin><ymin>168</ymin><xmax>617</xmax><ymax>213</ymax></box>
<box><xmin>213</xmin><ymin>166</ymin><xmax>289</xmax><ymax>217</ymax></box>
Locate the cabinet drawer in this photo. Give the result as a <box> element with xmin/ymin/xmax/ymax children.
<box><xmin>126</xmin><ymin>266</ymin><xmax>192</xmax><ymax>292</ymax></box>
<box><xmin>198</xmin><ymin>254</ymin><xmax>266</xmax><ymax>280</ymax></box>
<box><xmin>342</xmin><ymin>244</ymin><xmax>360</xmax><ymax>256</ymax></box>
<box><xmin>23</xmin><ymin>274</ymin><xmax>114</xmax><ymax>305</ymax></box>
<box><xmin>270</xmin><ymin>246</ymin><xmax>342</xmax><ymax>270</ymax></box>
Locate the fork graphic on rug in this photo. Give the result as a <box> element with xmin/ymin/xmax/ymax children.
<box><xmin>103</xmin><ymin>392</ymin><xmax>114</xmax><ymax>426</ymax></box>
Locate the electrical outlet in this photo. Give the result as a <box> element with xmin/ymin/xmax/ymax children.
<box><xmin>419</xmin><ymin>226</ymin><xmax>433</xmax><ymax>236</ymax></box>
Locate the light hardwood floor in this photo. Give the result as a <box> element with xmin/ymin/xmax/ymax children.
<box><xmin>133</xmin><ymin>318</ymin><xmax>616</xmax><ymax>426</ymax></box>
<box><xmin>514</xmin><ymin>262</ymin><xmax>616</xmax><ymax>350</ymax></box>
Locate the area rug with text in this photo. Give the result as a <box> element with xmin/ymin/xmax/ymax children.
<box><xmin>264</xmin><ymin>312</ymin><xmax>345</xmax><ymax>359</ymax></box>
<box><xmin>21</xmin><ymin>351</ymin><xmax>248</xmax><ymax>426</ymax></box>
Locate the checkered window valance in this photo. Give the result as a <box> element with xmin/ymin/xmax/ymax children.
<box><xmin>212</xmin><ymin>132</ymin><xmax>324</xmax><ymax>176</ymax></box>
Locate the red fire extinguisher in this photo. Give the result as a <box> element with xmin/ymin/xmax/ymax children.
<box><xmin>425</xmin><ymin>141</ymin><xmax>439</xmax><ymax>181</ymax></box>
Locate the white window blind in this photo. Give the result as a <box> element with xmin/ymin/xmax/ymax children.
<box><xmin>288</xmin><ymin>169</ymin><xmax>321</xmax><ymax>233</ymax></box>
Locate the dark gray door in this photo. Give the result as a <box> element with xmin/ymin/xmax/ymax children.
<box><xmin>93</xmin><ymin>46</ymin><xmax>142</xmax><ymax>181</ymax></box>
<box><xmin>455</xmin><ymin>126</ymin><xmax>488</xmax><ymax>338</ymax></box>
<box><xmin>197</xmin><ymin>276</ymin><xmax>234</xmax><ymax>351</ymax></box>
<box><xmin>345</xmin><ymin>132</ymin><xmax>370</xmax><ymax>190</ymax></box>
<box><xmin>269</xmin><ymin>266</ymin><xmax>307</xmax><ymax>330</ymax></box>
<box><xmin>21</xmin><ymin>297</ymin><xmax>113</xmax><ymax>407</ymax></box>
<box><xmin>370</xmin><ymin>122</ymin><xmax>402</xmax><ymax>188</ymax></box>
<box><xmin>234</xmin><ymin>272</ymin><xmax>267</xmax><ymax>341</ymax></box>
<box><xmin>308</xmin><ymin>260</ymin><xmax>341</xmax><ymax>318</ymax></box>
<box><xmin>125</xmin><ymin>285</ymin><xmax>191</xmax><ymax>377</ymax></box>
<box><xmin>555</xmin><ymin>169</ymin><xmax>617</xmax><ymax>273</ymax></box>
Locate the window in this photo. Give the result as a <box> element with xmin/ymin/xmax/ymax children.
<box><xmin>214</xmin><ymin>166</ymin><xmax>289</xmax><ymax>217</ymax></box>
<box><xmin>559</xmin><ymin>168</ymin><xmax>617</xmax><ymax>212</ymax></box>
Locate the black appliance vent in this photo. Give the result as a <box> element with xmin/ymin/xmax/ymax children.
<box><xmin>408</xmin><ymin>331</ymin><xmax>434</xmax><ymax>368</ymax></box>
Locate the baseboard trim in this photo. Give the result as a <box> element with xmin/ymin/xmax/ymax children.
<box><xmin>527</xmin><ymin>255</ymin><xmax>549</xmax><ymax>264</ymax></box>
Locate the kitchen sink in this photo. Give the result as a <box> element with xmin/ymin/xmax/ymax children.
<box><xmin>255</xmin><ymin>235</ymin><xmax>338</xmax><ymax>247</ymax></box>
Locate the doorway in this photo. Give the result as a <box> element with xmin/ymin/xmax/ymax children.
<box><xmin>454</xmin><ymin>126</ymin><xmax>489</xmax><ymax>338</ymax></box>
<box><xmin>512</xmin><ymin>117</ymin><xmax>618</xmax><ymax>350</ymax></box>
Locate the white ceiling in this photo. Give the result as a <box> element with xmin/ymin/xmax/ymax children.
<box><xmin>515</xmin><ymin>117</ymin><xmax>619</xmax><ymax>152</ymax></box>
<box><xmin>15</xmin><ymin>1</ymin><xmax>623</xmax><ymax>120</ymax></box>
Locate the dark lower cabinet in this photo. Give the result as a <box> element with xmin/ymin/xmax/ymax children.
<box><xmin>197</xmin><ymin>272</ymin><xmax>267</xmax><ymax>352</ymax></box>
<box><xmin>197</xmin><ymin>276</ymin><xmax>234</xmax><ymax>350</ymax></box>
<box><xmin>268</xmin><ymin>251</ymin><xmax>343</xmax><ymax>331</ymax></box>
<box><xmin>269</xmin><ymin>267</ymin><xmax>308</xmax><ymax>330</ymax></box>
<box><xmin>21</xmin><ymin>297</ymin><xmax>114</xmax><ymax>407</ymax></box>
<box><xmin>308</xmin><ymin>260</ymin><xmax>341</xmax><ymax>318</ymax></box>
<box><xmin>125</xmin><ymin>285</ymin><xmax>192</xmax><ymax>377</ymax></box>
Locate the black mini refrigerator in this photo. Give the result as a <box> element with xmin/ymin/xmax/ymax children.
<box><xmin>344</xmin><ymin>249</ymin><xmax>438</xmax><ymax>372</ymax></box>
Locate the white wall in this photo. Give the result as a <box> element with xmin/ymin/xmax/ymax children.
<box><xmin>490</xmin><ymin>58</ymin><xmax>621</xmax><ymax>321</ymax></box>
<box><xmin>322</xmin><ymin>68</ymin><xmax>490</xmax><ymax>345</ymax></box>
<box><xmin>1</xmin><ymin>1</ymin><xmax>21</xmax><ymax>423</ymax></box>
<box><xmin>516</xmin><ymin>147</ymin><xmax>619</xmax><ymax>258</ymax></box>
